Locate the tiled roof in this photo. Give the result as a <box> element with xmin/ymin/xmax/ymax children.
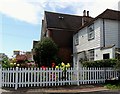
<box><xmin>97</xmin><ymin>9</ymin><xmax>120</xmax><ymax>20</ymax></box>
<box><xmin>76</xmin><ymin>9</ymin><xmax>120</xmax><ymax>33</ymax></box>
<box><xmin>45</xmin><ymin>11</ymin><xmax>83</xmax><ymax>31</ymax></box>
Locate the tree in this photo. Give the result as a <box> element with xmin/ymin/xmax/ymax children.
<box><xmin>2</xmin><ymin>56</ymin><xmax>10</xmax><ymax>68</ymax></box>
<box><xmin>33</xmin><ymin>37</ymin><xmax>58</xmax><ymax>67</ymax></box>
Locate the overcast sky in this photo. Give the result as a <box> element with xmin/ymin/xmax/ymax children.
<box><xmin>0</xmin><ymin>0</ymin><xmax>120</xmax><ymax>57</ymax></box>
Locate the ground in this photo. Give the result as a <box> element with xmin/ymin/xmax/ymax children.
<box><xmin>0</xmin><ymin>85</ymin><xmax>120</xmax><ymax>94</ymax></box>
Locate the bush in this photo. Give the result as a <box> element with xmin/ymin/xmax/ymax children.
<box><xmin>82</xmin><ymin>59</ymin><xmax>117</xmax><ymax>67</ymax></box>
<box><xmin>105</xmin><ymin>83</ymin><xmax>120</xmax><ymax>90</ymax></box>
<box><xmin>33</xmin><ymin>37</ymin><xmax>58</xmax><ymax>67</ymax></box>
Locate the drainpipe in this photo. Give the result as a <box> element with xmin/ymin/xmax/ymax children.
<box><xmin>103</xmin><ymin>19</ymin><xmax>105</xmax><ymax>47</ymax></box>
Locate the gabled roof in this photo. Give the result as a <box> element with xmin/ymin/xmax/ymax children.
<box><xmin>45</xmin><ymin>11</ymin><xmax>83</xmax><ymax>31</ymax></box>
<box><xmin>76</xmin><ymin>9</ymin><xmax>120</xmax><ymax>33</ymax></box>
<box><xmin>97</xmin><ymin>9</ymin><xmax>120</xmax><ymax>20</ymax></box>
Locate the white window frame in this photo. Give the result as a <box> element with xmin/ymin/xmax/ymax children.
<box><xmin>88</xmin><ymin>24</ymin><xmax>94</xmax><ymax>40</ymax></box>
<box><xmin>74</xmin><ymin>33</ymin><xmax>79</xmax><ymax>46</ymax></box>
<box><xmin>88</xmin><ymin>49</ymin><xmax>94</xmax><ymax>61</ymax></box>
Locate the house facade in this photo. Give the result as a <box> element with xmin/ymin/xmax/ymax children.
<box><xmin>73</xmin><ymin>9</ymin><xmax>120</xmax><ymax>68</ymax></box>
<box><xmin>41</xmin><ymin>11</ymin><xmax>92</xmax><ymax>65</ymax></box>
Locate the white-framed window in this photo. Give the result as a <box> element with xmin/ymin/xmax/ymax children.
<box><xmin>74</xmin><ymin>33</ymin><xmax>79</xmax><ymax>46</ymax></box>
<box><xmin>87</xmin><ymin>24</ymin><xmax>94</xmax><ymax>40</ymax></box>
<box><xmin>88</xmin><ymin>49</ymin><xmax>94</xmax><ymax>61</ymax></box>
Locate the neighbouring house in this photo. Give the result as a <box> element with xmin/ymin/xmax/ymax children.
<box><xmin>26</xmin><ymin>51</ymin><xmax>33</xmax><ymax>61</ymax></box>
<box><xmin>13</xmin><ymin>50</ymin><xmax>20</xmax><ymax>56</ymax></box>
<box><xmin>40</xmin><ymin>11</ymin><xmax>93</xmax><ymax>65</ymax></box>
<box><xmin>0</xmin><ymin>53</ymin><xmax>7</xmax><ymax>61</ymax></box>
<box><xmin>16</xmin><ymin>54</ymin><xmax>27</xmax><ymax>63</ymax></box>
<box><xmin>15</xmin><ymin>51</ymin><xmax>33</xmax><ymax>63</ymax></box>
<box><xmin>73</xmin><ymin>9</ymin><xmax>120</xmax><ymax>68</ymax></box>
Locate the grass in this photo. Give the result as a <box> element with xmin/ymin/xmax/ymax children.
<box><xmin>104</xmin><ymin>83</ymin><xmax>120</xmax><ymax>90</ymax></box>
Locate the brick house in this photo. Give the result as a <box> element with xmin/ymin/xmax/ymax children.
<box><xmin>40</xmin><ymin>11</ymin><xmax>93</xmax><ymax>65</ymax></box>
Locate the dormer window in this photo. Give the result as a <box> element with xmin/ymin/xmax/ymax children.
<box><xmin>87</xmin><ymin>24</ymin><xmax>94</xmax><ymax>40</ymax></box>
<box><xmin>59</xmin><ymin>16</ymin><xmax>64</xmax><ymax>19</ymax></box>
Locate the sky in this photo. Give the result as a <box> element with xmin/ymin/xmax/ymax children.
<box><xmin>0</xmin><ymin>0</ymin><xmax>120</xmax><ymax>58</ymax></box>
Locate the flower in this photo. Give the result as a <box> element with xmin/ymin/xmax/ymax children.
<box><xmin>61</xmin><ymin>62</ymin><xmax>65</xmax><ymax>67</ymax></box>
<box><xmin>10</xmin><ymin>63</ymin><xmax>14</xmax><ymax>65</ymax></box>
<box><xmin>52</xmin><ymin>62</ymin><xmax>55</xmax><ymax>68</ymax></box>
<box><xmin>17</xmin><ymin>64</ymin><xmax>20</xmax><ymax>67</ymax></box>
<box><xmin>41</xmin><ymin>66</ymin><xmax>47</xmax><ymax>70</ymax></box>
<box><xmin>56</xmin><ymin>66</ymin><xmax>58</xmax><ymax>68</ymax></box>
<box><xmin>66</xmin><ymin>63</ymin><xmax>70</xmax><ymax>68</ymax></box>
<box><xmin>14</xmin><ymin>63</ymin><xmax>16</xmax><ymax>65</ymax></box>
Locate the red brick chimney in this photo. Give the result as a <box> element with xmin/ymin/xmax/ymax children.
<box><xmin>82</xmin><ymin>10</ymin><xmax>91</xmax><ymax>26</ymax></box>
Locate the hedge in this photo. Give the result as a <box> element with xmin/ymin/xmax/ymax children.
<box><xmin>82</xmin><ymin>59</ymin><xmax>117</xmax><ymax>67</ymax></box>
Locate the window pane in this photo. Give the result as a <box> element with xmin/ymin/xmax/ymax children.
<box><xmin>75</xmin><ymin>33</ymin><xmax>79</xmax><ymax>45</ymax></box>
<box><xmin>103</xmin><ymin>53</ymin><xmax>110</xmax><ymax>59</ymax></box>
<box><xmin>88</xmin><ymin>24</ymin><xmax>94</xmax><ymax>40</ymax></box>
<box><xmin>88</xmin><ymin>49</ymin><xmax>94</xmax><ymax>61</ymax></box>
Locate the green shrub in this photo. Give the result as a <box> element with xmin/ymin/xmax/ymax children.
<box><xmin>105</xmin><ymin>83</ymin><xmax>120</xmax><ymax>90</ymax></box>
<box><xmin>82</xmin><ymin>59</ymin><xmax>117</xmax><ymax>67</ymax></box>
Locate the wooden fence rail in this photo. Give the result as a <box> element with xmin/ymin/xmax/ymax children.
<box><xmin>0</xmin><ymin>65</ymin><xmax>118</xmax><ymax>90</ymax></box>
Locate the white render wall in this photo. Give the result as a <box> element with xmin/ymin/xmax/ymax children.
<box><xmin>73</xmin><ymin>19</ymin><xmax>101</xmax><ymax>54</ymax></box>
<box><xmin>94</xmin><ymin>47</ymin><xmax>115</xmax><ymax>60</ymax></box>
<box><xmin>104</xmin><ymin>19</ymin><xmax>119</xmax><ymax>48</ymax></box>
<box><xmin>73</xmin><ymin>19</ymin><xmax>119</xmax><ymax>68</ymax></box>
<box><xmin>73</xmin><ymin>19</ymin><xmax>119</xmax><ymax>54</ymax></box>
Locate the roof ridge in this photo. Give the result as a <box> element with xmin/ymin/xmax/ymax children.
<box><xmin>96</xmin><ymin>8</ymin><xmax>120</xmax><ymax>18</ymax></box>
<box><xmin>75</xmin><ymin>8</ymin><xmax>120</xmax><ymax>34</ymax></box>
<box><xmin>45</xmin><ymin>11</ymin><xmax>83</xmax><ymax>17</ymax></box>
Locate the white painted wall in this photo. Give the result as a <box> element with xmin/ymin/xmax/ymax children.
<box><xmin>73</xmin><ymin>53</ymin><xmax>78</xmax><ymax>69</ymax></box>
<box><xmin>73</xmin><ymin>18</ymin><xmax>119</xmax><ymax>68</ymax></box>
<box><xmin>73</xmin><ymin>19</ymin><xmax>119</xmax><ymax>52</ymax></box>
<box><xmin>73</xmin><ymin>19</ymin><xmax>101</xmax><ymax>53</ymax></box>
<box><xmin>95</xmin><ymin>47</ymin><xmax>115</xmax><ymax>60</ymax></box>
<box><xmin>104</xmin><ymin>19</ymin><xmax>119</xmax><ymax>48</ymax></box>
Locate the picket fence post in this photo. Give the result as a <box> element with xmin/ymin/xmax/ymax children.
<box><xmin>15</xmin><ymin>67</ymin><xmax>18</xmax><ymax>90</ymax></box>
<box><xmin>77</xmin><ymin>67</ymin><xmax>80</xmax><ymax>86</ymax></box>
<box><xmin>0</xmin><ymin>64</ymin><xmax>2</xmax><ymax>88</ymax></box>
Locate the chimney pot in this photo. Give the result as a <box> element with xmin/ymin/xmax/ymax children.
<box><xmin>87</xmin><ymin>11</ymin><xmax>89</xmax><ymax>16</ymax></box>
<box><xmin>83</xmin><ymin>10</ymin><xmax>86</xmax><ymax>16</ymax></box>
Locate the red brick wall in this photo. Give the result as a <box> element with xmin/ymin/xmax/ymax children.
<box><xmin>46</xmin><ymin>29</ymin><xmax>73</xmax><ymax>65</ymax></box>
<box><xmin>58</xmin><ymin>47</ymin><xmax>72</xmax><ymax>64</ymax></box>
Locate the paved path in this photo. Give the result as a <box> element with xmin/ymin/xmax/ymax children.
<box><xmin>0</xmin><ymin>85</ymin><xmax>120</xmax><ymax>94</ymax></box>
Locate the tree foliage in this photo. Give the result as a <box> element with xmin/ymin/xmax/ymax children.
<box><xmin>2</xmin><ymin>56</ymin><xmax>10</xmax><ymax>68</ymax></box>
<box><xmin>33</xmin><ymin>37</ymin><xmax>58</xmax><ymax>67</ymax></box>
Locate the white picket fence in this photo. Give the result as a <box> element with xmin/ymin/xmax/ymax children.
<box><xmin>0</xmin><ymin>65</ymin><xmax>119</xmax><ymax>90</ymax></box>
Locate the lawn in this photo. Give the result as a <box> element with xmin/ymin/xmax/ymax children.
<box><xmin>104</xmin><ymin>83</ymin><xmax>120</xmax><ymax>90</ymax></box>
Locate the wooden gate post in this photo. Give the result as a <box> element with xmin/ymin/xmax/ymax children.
<box><xmin>0</xmin><ymin>64</ymin><xmax>2</xmax><ymax>88</ymax></box>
